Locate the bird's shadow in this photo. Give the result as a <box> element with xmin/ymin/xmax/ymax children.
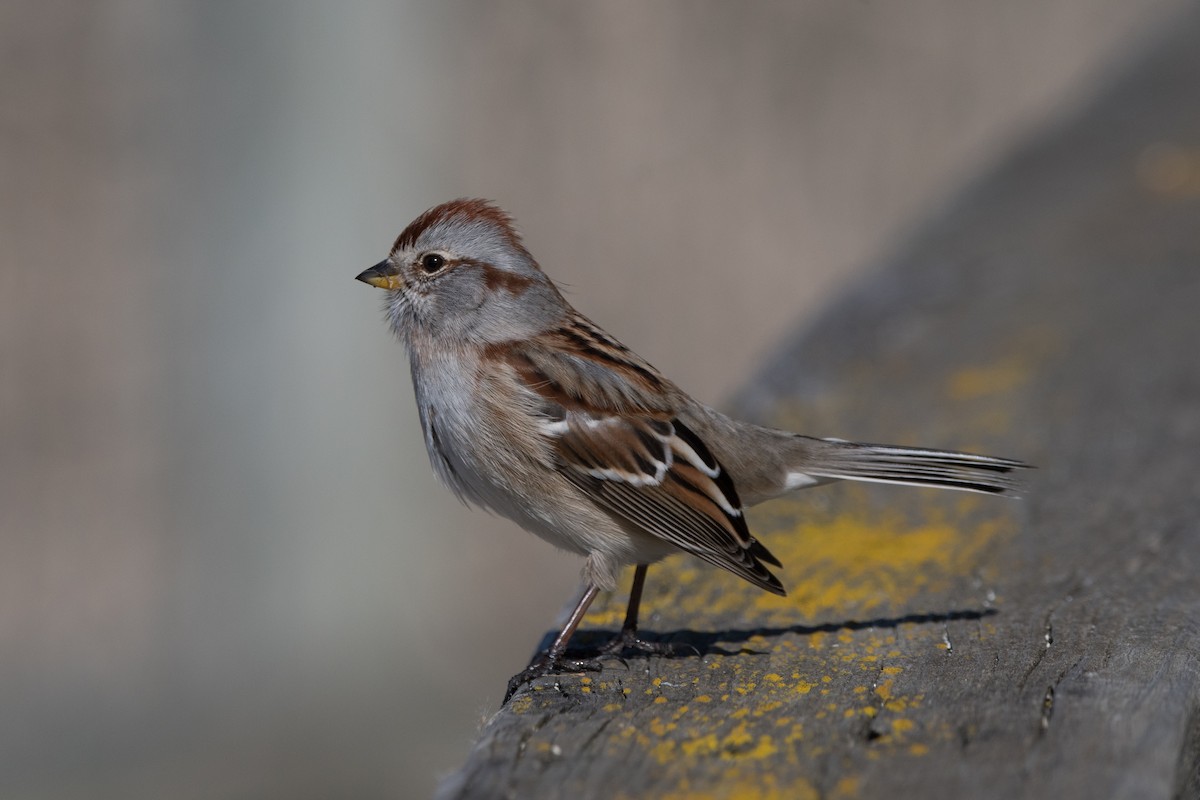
<box><xmin>556</xmin><ymin>608</ymin><xmax>999</xmax><ymax>660</ymax></box>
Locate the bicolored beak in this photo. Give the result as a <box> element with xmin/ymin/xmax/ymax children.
<box><xmin>355</xmin><ymin>259</ymin><xmax>405</xmax><ymax>290</ymax></box>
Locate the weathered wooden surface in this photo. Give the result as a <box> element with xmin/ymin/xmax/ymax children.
<box><xmin>438</xmin><ymin>11</ymin><xmax>1200</xmax><ymax>800</ymax></box>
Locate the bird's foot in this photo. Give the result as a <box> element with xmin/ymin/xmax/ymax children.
<box><xmin>504</xmin><ymin>652</ymin><xmax>602</xmax><ymax>704</ymax></box>
<box><xmin>597</xmin><ymin>626</ymin><xmax>677</xmax><ymax>657</ymax></box>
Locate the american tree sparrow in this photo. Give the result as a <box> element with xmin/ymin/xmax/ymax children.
<box><xmin>357</xmin><ymin>199</ymin><xmax>1028</xmax><ymax>703</ymax></box>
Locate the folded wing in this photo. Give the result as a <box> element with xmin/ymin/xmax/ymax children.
<box><xmin>504</xmin><ymin>314</ymin><xmax>786</xmax><ymax>595</ymax></box>
<box><xmin>542</xmin><ymin>405</ymin><xmax>784</xmax><ymax>595</ymax></box>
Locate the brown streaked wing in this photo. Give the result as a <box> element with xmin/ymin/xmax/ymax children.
<box><xmin>554</xmin><ymin>414</ymin><xmax>672</xmax><ymax>487</ymax></box>
<box><xmin>498</xmin><ymin>320</ymin><xmax>785</xmax><ymax>594</ymax></box>
<box><xmin>564</xmin><ymin>466</ymin><xmax>785</xmax><ymax>595</ymax></box>
<box><xmin>554</xmin><ymin>412</ymin><xmax>785</xmax><ymax>595</ymax></box>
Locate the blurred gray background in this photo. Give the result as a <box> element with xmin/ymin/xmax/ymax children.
<box><xmin>0</xmin><ymin>2</ymin><xmax>1187</xmax><ymax>797</ymax></box>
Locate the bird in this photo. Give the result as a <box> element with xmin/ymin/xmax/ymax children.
<box><xmin>355</xmin><ymin>198</ymin><xmax>1029</xmax><ymax>703</ymax></box>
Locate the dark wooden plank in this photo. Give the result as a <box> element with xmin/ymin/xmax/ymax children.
<box><xmin>439</xmin><ymin>9</ymin><xmax>1200</xmax><ymax>799</ymax></box>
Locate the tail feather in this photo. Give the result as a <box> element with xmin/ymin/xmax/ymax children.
<box><xmin>800</xmin><ymin>438</ymin><xmax>1030</xmax><ymax>496</ymax></box>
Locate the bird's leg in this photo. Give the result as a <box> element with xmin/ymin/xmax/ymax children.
<box><xmin>599</xmin><ymin>564</ymin><xmax>675</xmax><ymax>656</ymax></box>
<box><xmin>504</xmin><ymin>583</ymin><xmax>602</xmax><ymax>704</ymax></box>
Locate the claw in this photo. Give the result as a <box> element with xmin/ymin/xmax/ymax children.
<box><xmin>598</xmin><ymin>628</ymin><xmax>676</xmax><ymax>657</ymax></box>
<box><xmin>504</xmin><ymin>653</ymin><xmax>602</xmax><ymax>704</ymax></box>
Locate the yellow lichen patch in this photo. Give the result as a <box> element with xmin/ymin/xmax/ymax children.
<box><xmin>948</xmin><ymin>356</ymin><xmax>1031</xmax><ymax>400</ymax></box>
<box><xmin>883</xmin><ymin>693</ymin><xmax>922</xmax><ymax>714</ymax></box>
<box><xmin>580</xmin><ymin>604</ymin><xmax>625</xmax><ymax>628</ymax></box>
<box><xmin>832</xmin><ymin>776</ymin><xmax>861</xmax><ymax>798</ymax></box>
<box><xmin>946</xmin><ymin>325</ymin><xmax>1061</xmax><ymax>403</ymax></box>
<box><xmin>722</xmin><ymin>722</ymin><xmax>753</xmax><ymax>749</ymax></box>
<box><xmin>729</xmin><ymin>735</ymin><xmax>777</xmax><ymax>761</ymax></box>
<box><xmin>650</xmin><ymin>739</ymin><xmax>676</xmax><ymax>763</ymax></box>
<box><xmin>637</xmin><ymin>773</ymin><xmax>819</xmax><ymax>800</ymax></box>
<box><xmin>909</xmin><ymin>743</ymin><xmax>930</xmax><ymax>756</ymax></box>
<box><xmin>679</xmin><ymin>733</ymin><xmax>719</xmax><ymax>758</ymax></box>
<box><xmin>753</xmin><ymin>700</ymin><xmax>784</xmax><ymax>716</ymax></box>
<box><xmin>795</xmin><ymin>681</ymin><xmax>816</xmax><ymax>694</ymax></box>
<box><xmin>743</xmin><ymin>493</ymin><xmax>1013</xmax><ymax>623</ymax></box>
<box><xmin>718</xmin><ymin>722</ymin><xmax>778</xmax><ymax>761</ymax></box>
<box><xmin>648</xmin><ymin>718</ymin><xmax>675</xmax><ymax>736</ymax></box>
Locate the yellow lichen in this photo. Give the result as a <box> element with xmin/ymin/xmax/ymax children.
<box><xmin>832</xmin><ymin>776</ymin><xmax>861</xmax><ymax>798</ymax></box>
<box><xmin>679</xmin><ymin>733</ymin><xmax>719</xmax><ymax>758</ymax></box>
<box><xmin>948</xmin><ymin>356</ymin><xmax>1031</xmax><ymax>400</ymax></box>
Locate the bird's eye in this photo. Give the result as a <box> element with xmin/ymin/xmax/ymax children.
<box><xmin>419</xmin><ymin>253</ymin><xmax>446</xmax><ymax>274</ymax></box>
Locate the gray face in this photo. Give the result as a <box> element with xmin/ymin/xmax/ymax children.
<box><xmin>365</xmin><ymin>200</ymin><xmax>567</xmax><ymax>345</ymax></box>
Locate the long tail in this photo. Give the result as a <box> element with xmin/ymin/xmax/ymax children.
<box><xmin>796</xmin><ymin>437</ymin><xmax>1030</xmax><ymax>496</ymax></box>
